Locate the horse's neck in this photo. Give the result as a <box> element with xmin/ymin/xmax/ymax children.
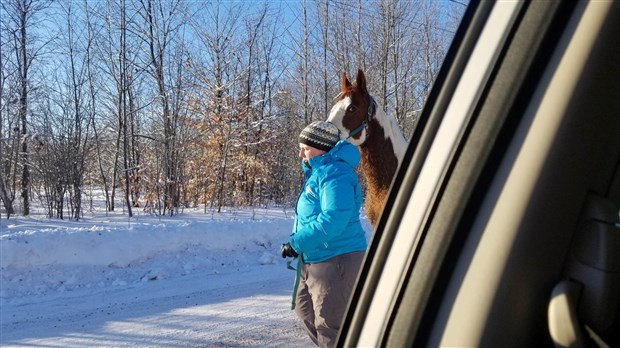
<box><xmin>373</xmin><ymin>106</ymin><xmax>407</xmax><ymax>164</ymax></box>
<box><xmin>359</xmin><ymin>117</ymin><xmax>403</xmax><ymax>193</ymax></box>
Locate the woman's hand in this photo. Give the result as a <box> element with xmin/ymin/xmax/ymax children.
<box><xmin>281</xmin><ymin>243</ymin><xmax>299</xmax><ymax>258</ymax></box>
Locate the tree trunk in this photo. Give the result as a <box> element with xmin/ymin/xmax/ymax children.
<box><xmin>18</xmin><ymin>1</ymin><xmax>30</xmax><ymax>216</ymax></box>
<box><xmin>0</xmin><ymin>178</ymin><xmax>15</xmax><ymax>218</ymax></box>
<box><xmin>120</xmin><ymin>0</ymin><xmax>133</xmax><ymax>217</ymax></box>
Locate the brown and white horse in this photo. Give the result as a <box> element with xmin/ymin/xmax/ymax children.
<box><xmin>327</xmin><ymin>69</ymin><xmax>408</xmax><ymax>226</ymax></box>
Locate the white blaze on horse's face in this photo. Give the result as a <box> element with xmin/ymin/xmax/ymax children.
<box><xmin>327</xmin><ymin>96</ymin><xmax>367</xmax><ymax>146</ymax></box>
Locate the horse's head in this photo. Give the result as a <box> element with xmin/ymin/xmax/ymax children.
<box><xmin>327</xmin><ymin>69</ymin><xmax>375</xmax><ymax>146</ymax></box>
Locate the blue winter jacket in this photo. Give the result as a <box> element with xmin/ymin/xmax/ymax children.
<box><xmin>289</xmin><ymin>140</ymin><xmax>368</xmax><ymax>263</ymax></box>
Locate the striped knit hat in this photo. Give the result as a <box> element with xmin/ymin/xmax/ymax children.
<box><xmin>299</xmin><ymin>121</ymin><xmax>340</xmax><ymax>152</ymax></box>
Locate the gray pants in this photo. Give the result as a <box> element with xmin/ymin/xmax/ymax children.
<box><xmin>294</xmin><ymin>251</ymin><xmax>365</xmax><ymax>348</ymax></box>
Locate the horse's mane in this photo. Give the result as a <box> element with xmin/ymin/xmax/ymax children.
<box><xmin>371</xmin><ymin>101</ymin><xmax>407</xmax><ymax>164</ymax></box>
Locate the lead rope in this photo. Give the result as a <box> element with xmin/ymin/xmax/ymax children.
<box><xmin>289</xmin><ymin>256</ymin><xmax>303</xmax><ymax>310</ymax></box>
<box><xmin>288</xmin><ymin>167</ymin><xmax>310</xmax><ymax>310</ymax></box>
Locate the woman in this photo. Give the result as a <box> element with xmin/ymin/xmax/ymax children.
<box><xmin>281</xmin><ymin>121</ymin><xmax>367</xmax><ymax>348</ymax></box>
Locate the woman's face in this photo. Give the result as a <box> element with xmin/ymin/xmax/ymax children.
<box><xmin>299</xmin><ymin>143</ymin><xmax>325</xmax><ymax>162</ymax></box>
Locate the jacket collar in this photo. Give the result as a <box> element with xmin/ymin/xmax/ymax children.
<box><xmin>302</xmin><ymin>140</ymin><xmax>360</xmax><ymax>171</ymax></box>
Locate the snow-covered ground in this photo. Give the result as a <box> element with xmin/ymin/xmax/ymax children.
<box><xmin>0</xmin><ymin>206</ymin><xmax>372</xmax><ymax>347</ymax></box>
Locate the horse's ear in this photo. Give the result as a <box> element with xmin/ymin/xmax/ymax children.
<box><xmin>356</xmin><ymin>69</ymin><xmax>367</xmax><ymax>93</ymax></box>
<box><xmin>342</xmin><ymin>72</ymin><xmax>352</xmax><ymax>92</ymax></box>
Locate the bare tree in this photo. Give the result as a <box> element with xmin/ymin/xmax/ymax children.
<box><xmin>81</xmin><ymin>0</ymin><xmax>113</xmax><ymax>213</ymax></box>
<box><xmin>0</xmin><ymin>0</ymin><xmax>52</xmax><ymax>216</ymax></box>
<box><xmin>117</xmin><ymin>0</ymin><xmax>133</xmax><ymax>216</ymax></box>
<box><xmin>189</xmin><ymin>0</ymin><xmax>243</xmax><ymax>212</ymax></box>
<box><xmin>302</xmin><ymin>0</ymin><xmax>311</xmax><ymax>124</ymax></box>
<box><xmin>387</xmin><ymin>1</ymin><xmax>421</xmax><ymax>134</ymax></box>
<box><xmin>0</xmin><ymin>19</ymin><xmax>19</xmax><ymax>217</ymax></box>
<box><xmin>49</xmin><ymin>0</ymin><xmax>95</xmax><ymax>220</ymax></box>
<box><xmin>35</xmin><ymin>95</ymin><xmax>69</xmax><ymax>219</ymax></box>
<box><xmin>241</xmin><ymin>3</ymin><xmax>289</xmax><ymax>207</ymax></box>
<box><xmin>238</xmin><ymin>4</ymin><xmax>266</xmax><ymax>205</ymax></box>
<box><xmin>2</xmin><ymin>0</ymin><xmax>40</xmax><ymax>215</ymax></box>
<box><xmin>16</xmin><ymin>0</ymin><xmax>31</xmax><ymax>215</ymax></box>
<box><xmin>136</xmin><ymin>0</ymin><xmax>188</xmax><ymax>215</ymax></box>
<box><xmin>92</xmin><ymin>0</ymin><xmax>130</xmax><ymax>213</ymax></box>
<box><xmin>90</xmin><ymin>0</ymin><xmax>150</xmax><ymax>215</ymax></box>
<box><xmin>282</xmin><ymin>0</ymin><xmax>316</xmax><ymax>126</ymax></box>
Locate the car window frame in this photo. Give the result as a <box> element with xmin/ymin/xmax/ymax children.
<box><xmin>336</xmin><ymin>0</ymin><xmax>616</xmax><ymax>346</ymax></box>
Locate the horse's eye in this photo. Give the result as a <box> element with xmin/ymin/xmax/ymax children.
<box><xmin>347</xmin><ymin>105</ymin><xmax>357</xmax><ymax>113</ymax></box>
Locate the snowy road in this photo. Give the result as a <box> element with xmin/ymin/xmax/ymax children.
<box><xmin>1</xmin><ymin>208</ymin><xmax>372</xmax><ymax>347</ymax></box>
<box><xmin>1</xmin><ymin>264</ymin><xmax>309</xmax><ymax>347</ymax></box>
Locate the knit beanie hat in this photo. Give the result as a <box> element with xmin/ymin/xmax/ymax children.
<box><xmin>299</xmin><ymin>121</ymin><xmax>340</xmax><ymax>152</ymax></box>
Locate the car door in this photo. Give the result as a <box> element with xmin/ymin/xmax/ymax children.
<box><xmin>339</xmin><ymin>0</ymin><xmax>620</xmax><ymax>347</ymax></box>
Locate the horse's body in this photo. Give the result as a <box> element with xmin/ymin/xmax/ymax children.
<box><xmin>327</xmin><ymin>69</ymin><xmax>407</xmax><ymax>226</ymax></box>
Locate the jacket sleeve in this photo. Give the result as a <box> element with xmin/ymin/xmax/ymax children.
<box><xmin>289</xmin><ymin>169</ymin><xmax>356</xmax><ymax>253</ymax></box>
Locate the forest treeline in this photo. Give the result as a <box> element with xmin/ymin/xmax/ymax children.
<box><xmin>0</xmin><ymin>0</ymin><xmax>465</xmax><ymax>219</ymax></box>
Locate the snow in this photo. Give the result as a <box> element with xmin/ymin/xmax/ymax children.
<box><xmin>0</xmin><ymin>206</ymin><xmax>372</xmax><ymax>347</ymax></box>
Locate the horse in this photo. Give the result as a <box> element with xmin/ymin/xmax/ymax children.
<box><xmin>327</xmin><ymin>69</ymin><xmax>408</xmax><ymax>226</ymax></box>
